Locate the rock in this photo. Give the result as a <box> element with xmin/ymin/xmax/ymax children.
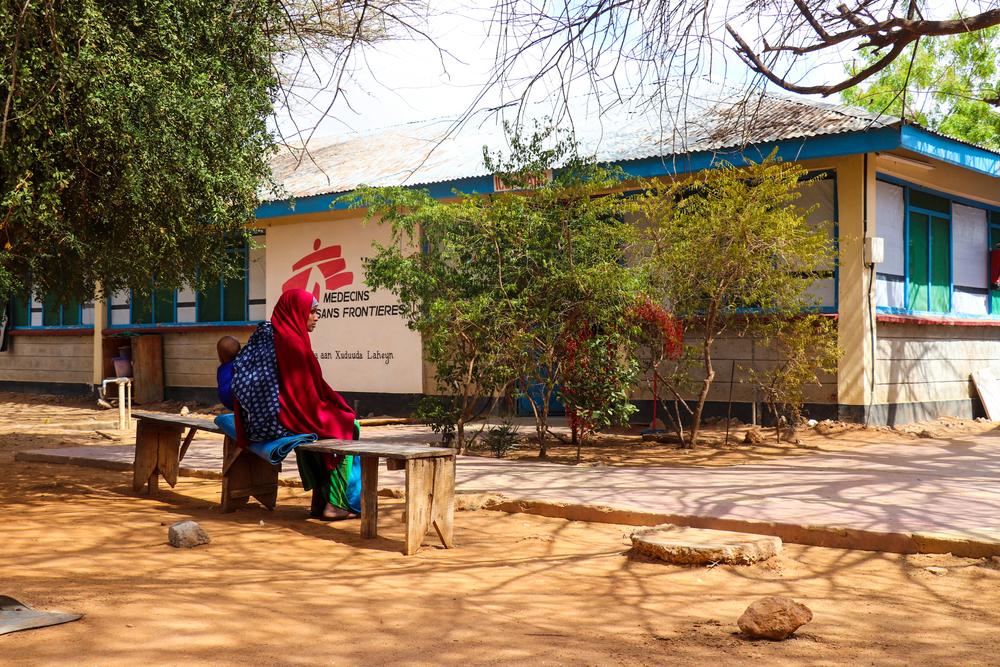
<box><xmin>179</xmin><ymin>405</ymin><xmax>190</xmax><ymax>416</ymax></box>
<box><xmin>925</xmin><ymin>566</ymin><xmax>948</xmax><ymax>576</ymax></box>
<box><xmin>168</xmin><ymin>520</ymin><xmax>210</xmax><ymax>548</ymax></box>
<box><xmin>806</xmin><ymin>419</ymin><xmax>818</xmax><ymax>428</ymax></box>
<box><xmin>917</xmin><ymin>429</ymin><xmax>934</xmax><ymax>439</ymax></box>
<box><xmin>631</xmin><ymin>525</ymin><xmax>781</xmax><ymax>565</ymax></box>
<box><xmin>738</xmin><ymin>596</ymin><xmax>813</xmax><ymax>640</ymax></box>
<box><xmin>743</xmin><ymin>428</ymin><xmax>764</xmax><ymax>445</ymax></box>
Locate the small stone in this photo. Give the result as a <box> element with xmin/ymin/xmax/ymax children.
<box><xmin>925</xmin><ymin>566</ymin><xmax>948</xmax><ymax>575</ymax></box>
<box><xmin>917</xmin><ymin>429</ymin><xmax>934</xmax><ymax>438</ymax></box>
<box><xmin>744</xmin><ymin>428</ymin><xmax>764</xmax><ymax>445</ymax></box>
<box><xmin>180</xmin><ymin>405</ymin><xmax>190</xmax><ymax>416</ymax></box>
<box><xmin>738</xmin><ymin>596</ymin><xmax>813</xmax><ymax>640</ymax></box>
<box><xmin>806</xmin><ymin>419</ymin><xmax>818</xmax><ymax>428</ymax></box>
<box><xmin>168</xmin><ymin>520</ymin><xmax>210</xmax><ymax>548</ymax></box>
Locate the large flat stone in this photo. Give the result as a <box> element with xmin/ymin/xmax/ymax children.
<box><xmin>631</xmin><ymin>524</ymin><xmax>781</xmax><ymax>565</ymax></box>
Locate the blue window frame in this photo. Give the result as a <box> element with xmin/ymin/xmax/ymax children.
<box><xmin>5</xmin><ymin>291</ymin><xmax>88</xmax><ymax>329</ymax></box>
<box><xmin>107</xmin><ymin>240</ymin><xmax>260</xmax><ymax>328</ymax></box>
<box><xmin>876</xmin><ymin>173</ymin><xmax>999</xmax><ymax>319</ymax></box>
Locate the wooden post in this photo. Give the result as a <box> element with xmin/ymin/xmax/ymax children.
<box><xmin>431</xmin><ymin>455</ymin><xmax>455</xmax><ymax>549</ymax></box>
<box><xmin>360</xmin><ymin>455</ymin><xmax>379</xmax><ymax>539</ymax></box>
<box><xmin>404</xmin><ymin>459</ymin><xmax>433</xmax><ymax>556</ymax></box>
<box><xmin>132</xmin><ymin>419</ymin><xmax>158</xmax><ymax>492</ymax></box>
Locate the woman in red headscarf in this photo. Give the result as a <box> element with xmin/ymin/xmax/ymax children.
<box><xmin>233</xmin><ymin>288</ymin><xmax>360</xmax><ymax>520</ymax></box>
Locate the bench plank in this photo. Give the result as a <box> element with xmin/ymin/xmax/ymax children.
<box><xmin>298</xmin><ymin>441</ymin><xmax>454</xmax><ymax>460</ymax></box>
<box><xmin>132</xmin><ymin>411</ymin><xmax>224</xmax><ymax>435</ymax></box>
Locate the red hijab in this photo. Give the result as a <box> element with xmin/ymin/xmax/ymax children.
<box><xmin>272</xmin><ymin>288</ymin><xmax>357</xmax><ymax>440</ymax></box>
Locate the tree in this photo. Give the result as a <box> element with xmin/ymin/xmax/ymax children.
<box><xmin>0</xmin><ymin>0</ymin><xmax>279</xmax><ymax>301</ymax></box>
<box><xmin>474</xmin><ymin>1</ymin><xmax>1000</xmax><ymax>132</ymax></box>
<box><xmin>352</xmin><ymin>127</ymin><xmax>649</xmax><ymax>456</ymax></box>
<box><xmin>0</xmin><ymin>0</ymin><xmax>431</xmax><ymax>302</ymax></box>
<box><xmin>348</xmin><ymin>183</ymin><xmax>522</xmax><ymax>453</ymax></box>
<box><xmin>631</xmin><ymin>158</ymin><xmax>835</xmax><ymax>447</ymax></box>
<box><xmin>841</xmin><ymin>27</ymin><xmax>1000</xmax><ymax>149</ymax></box>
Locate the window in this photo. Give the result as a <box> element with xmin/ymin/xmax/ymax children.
<box><xmin>197</xmin><ymin>245</ymin><xmax>248</xmax><ymax>323</ymax></box>
<box><xmin>906</xmin><ymin>193</ymin><xmax>950</xmax><ymax>313</ymax></box>
<box><xmin>797</xmin><ymin>173</ymin><xmax>838</xmax><ymax>311</ymax></box>
<box><xmin>876</xmin><ymin>177</ymin><xmax>1000</xmax><ymax>317</ymax></box>
<box><xmin>42</xmin><ymin>294</ymin><xmax>82</xmax><ymax>326</ymax></box>
<box><xmin>130</xmin><ymin>288</ymin><xmax>176</xmax><ymax>324</ymax></box>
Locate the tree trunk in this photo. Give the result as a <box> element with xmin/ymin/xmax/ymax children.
<box><xmin>688</xmin><ymin>330</ymin><xmax>716</xmax><ymax>448</ymax></box>
<box><xmin>456</xmin><ymin>419</ymin><xmax>466</xmax><ymax>453</ymax></box>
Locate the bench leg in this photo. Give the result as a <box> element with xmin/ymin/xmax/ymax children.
<box><xmin>404</xmin><ymin>459</ymin><xmax>433</xmax><ymax>555</ymax></box>
<box><xmin>431</xmin><ymin>456</ymin><xmax>455</xmax><ymax>549</ymax></box>
<box><xmin>360</xmin><ymin>455</ymin><xmax>379</xmax><ymax>539</ymax></box>
<box><xmin>221</xmin><ymin>436</ymin><xmax>280</xmax><ymax>512</ymax></box>
<box><xmin>133</xmin><ymin>420</ymin><xmax>183</xmax><ymax>494</ymax></box>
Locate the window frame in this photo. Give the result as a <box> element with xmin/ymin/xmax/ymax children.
<box><xmin>876</xmin><ymin>173</ymin><xmax>999</xmax><ymax>320</ymax></box>
<box><xmin>5</xmin><ymin>292</ymin><xmax>90</xmax><ymax>331</ymax></box>
<box><xmin>105</xmin><ymin>240</ymin><xmax>261</xmax><ymax>330</ymax></box>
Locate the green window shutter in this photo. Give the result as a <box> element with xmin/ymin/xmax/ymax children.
<box><xmin>154</xmin><ymin>289</ymin><xmax>175</xmax><ymax>324</ymax></box>
<box><xmin>10</xmin><ymin>293</ymin><xmax>30</xmax><ymax>327</ymax></box>
<box><xmin>222</xmin><ymin>273</ymin><xmax>247</xmax><ymax>321</ymax></box>
<box><xmin>132</xmin><ymin>291</ymin><xmax>154</xmax><ymax>324</ymax></box>
<box><xmin>929</xmin><ymin>216</ymin><xmax>950</xmax><ymax>313</ymax></box>
<box><xmin>61</xmin><ymin>297</ymin><xmax>81</xmax><ymax>326</ymax></box>
<box><xmin>198</xmin><ymin>285</ymin><xmax>222</xmax><ymax>322</ymax></box>
<box><xmin>908</xmin><ymin>212</ymin><xmax>930</xmax><ymax>311</ymax></box>
<box><xmin>42</xmin><ymin>294</ymin><xmax>62</xmax><ymax>326</ymax></box>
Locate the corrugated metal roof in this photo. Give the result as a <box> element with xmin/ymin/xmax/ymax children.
<box><xmin>266</xmin><ymin>91</ymin><xmax>900</xmax><ymax>201</ymax></box>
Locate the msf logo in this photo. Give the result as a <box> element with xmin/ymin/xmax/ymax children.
<box><xmin>283</xmin><ymin>238</ymin><xmax>354</xmax><ymax>300</ymax></box>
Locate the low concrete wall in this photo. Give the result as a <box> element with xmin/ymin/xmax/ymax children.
<box><xmin>875</xmin><ymin>321</ymin><xmax>1000</xmax><ymax>420</ymax></box>
<box><xmin>0</xmin><ymin>332</ymin><xmax>93</xmax><ymax>389</ymax></box>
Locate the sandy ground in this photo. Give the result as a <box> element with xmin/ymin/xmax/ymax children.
<box><xmin>3</xmin><ymin>462</ymin><xmax>1000</xmax><ymax>665</ymax></box>
<box><xmin>2</xmin><ymin>393</ymin><xmax>1000</xmax><ymax>663</ymax></box>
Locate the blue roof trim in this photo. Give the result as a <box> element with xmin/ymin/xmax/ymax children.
<box><xmin>257</xmin><ymin>174</ymin><xmax>497</xmax><ymax>219</ymax></box>
<box><xmin>261</xmin><ymin>126</ymin><xmax>1000</xmax><ymax>219</ymax></box>
<box><xmin>616</xmin><ymin>127</ymin><xmax>901</xmax><ymax>178</ymax></box>
<box><xmin>900</xmin><ymin>125</ymin><xmax>1000</xmax><ymax>177</ymax></box>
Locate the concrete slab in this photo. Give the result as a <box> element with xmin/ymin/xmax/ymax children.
<box><xmin>630</xmin><ymin>525</ymin><xmax>781</xmax><ymax>565</ymax></box>
<box><xmin>14</xmin><ymin>427</ymin><xmax>1000</xmax><ymax>557</ymax></box>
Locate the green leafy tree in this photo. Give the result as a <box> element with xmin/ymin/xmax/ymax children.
<box><xmin>632</xmin><ymin>159</ymin><xmax>835</xmax><ymax>447</ymax></box>
<box><xmin>0</xmin><ymin>0</ymin><xmax>279</xmax><ymax>301</ymax></box>
<box><xmin>352</xmin><ymin>127</ymin><xmax>649</xmax><ymax>456</ymax></box>
<box><xmin>842</xmin><ymin>27</ymin><xmax>1000</xmax><ymax>149</ymax></box>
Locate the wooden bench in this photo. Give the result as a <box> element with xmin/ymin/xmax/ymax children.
<box><xmin>131</xmin><ymin>411</ymin><xmax>456</xmax><ymax>555</ymax></box>
<box><xmin>297</xmin><ymin>441</ymin><xmax>455</xmax><ymax>556</ymax></box>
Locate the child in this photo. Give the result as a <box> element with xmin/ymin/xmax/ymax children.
<box><xmin>216</xmin><ymin>336</ymin><xmax>241</xmax><ymax>410</ymax></box>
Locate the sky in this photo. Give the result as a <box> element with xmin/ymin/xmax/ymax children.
<box><xmin>270</xmin><ymin>0</ymin><xmax>983</xmax><ymax>144</ymax></box>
